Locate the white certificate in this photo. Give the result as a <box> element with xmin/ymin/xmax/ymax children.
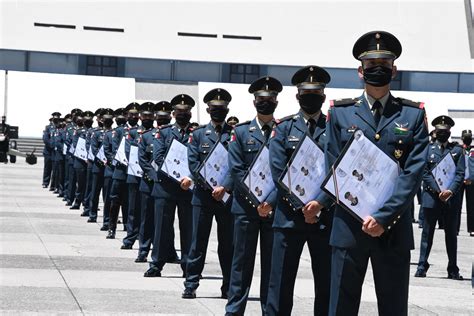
<box><xmin>279</xmin><ymin>135</ymin><xmax>326</xmax><ymax>206</ymax></box>
<box><xmin>114</xmin><ymin>137</ymin><xmax>128</xmax><ymax>165</ymax></box>
<box><xmin>127</xmin><ymin>145</ymin><xmax>143</xmax><ymax>177</ymax></box>
<box><xmin>87</xmin><ymin>147</ymin><xmax>95</xmax><ymax>161</ymax></box>
<box><xmin>62</xmin><ymin>144</ymin><xmax>67</xmax><ymax>155</ymax></box>
<box><xmin>69</xmin><ymin>144</ymin><xmax>75</xmax><ymax>154</ymax></box>
<box><xmin>322</xmin><ymin>130</ymin><xmax>399</xmax><ymax>222</ymax></box>
<box><xmin>465</xmin><ymin>154</ymin><xmax>470</xmax><ymax>180</ymax></box>
<box><xmin>161</xmin><ymin>139</ymin><xmax>194</xmax><ymax>190</ymax></box>
<box><xmin>431</xmin><ymin>153</ymin><xmax>456</xmax><ymax>191</ymax></box>
<box><xmin>242</xmin><ymin>146</ymin><xmax>274</xmax><ymax>205</ymax></box>
<box><xmin>73</xmin><ymin>137</ymin><xmax>88</xmax><ymax>162</ymax></box>
<box><xmin>96</xmin><ymin>145</ymin><xmax>107</xmax><ymax>163</ymax></box>
<box><xmin>198</xmin><ymin>142</ymin><xmax>230</xmax><ymax>203</ymax></box>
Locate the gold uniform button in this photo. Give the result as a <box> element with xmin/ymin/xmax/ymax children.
<box><xmin>388</xmin><ymin>226</ymin><xmax>392</xmax><ymax>230</ymax></box>
<box><xmin>398</xmin><ymin>140</ymin><xmax>403</xmax><ymax>144</ymax></box>
<box><xmin>375</xmin><ymin>134</ymin><xmax>380</xmax><ymax>140</ymax></box>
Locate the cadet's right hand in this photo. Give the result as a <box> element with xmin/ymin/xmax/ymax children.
<box><xmin>465</xmin><ymin>179</ymin><xmax>472</xmax><ymax>186</ymax></box>
<box><xmin>439</xmin><ymin>190</ymin><xmax>453</xmax><ymax>202</ymax></box>
<box><xmin>180</xmin><ymin>177</ymin><xmax>193</xmax><ymax>190</ymax></box>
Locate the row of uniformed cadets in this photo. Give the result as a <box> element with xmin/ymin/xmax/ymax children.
<box><xmin>39</xmin><ymin>29</ymin><xmax>474</xmax><ymax>316</ymax></box>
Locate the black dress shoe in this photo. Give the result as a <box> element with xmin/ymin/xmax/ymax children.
<box><xmin>57</xmin><ymin>194</ymin><xmax>64</xmax><ymax>198</ymax></box>
<box><xmin>49</xmin><ymin>187</ymin><xmax>55</xmax><ymax>192</ymax></box>
<box><xmin>182</xmin><ymin>288</ymin><xmax>196</xmax><ymax>299</ymax></box>
<box><xmin>221</xmin><ymin>291</ymin><xmax>228</xmax><ymax>299</ymax></box>
<box><xmin>123</xmin><ymin>225</ymin><xmax>127</xmax><ymax>231</ymax></box>
<box><xmin>87</xmin><ymin>218</ymin><xmax>97</xmax><ymax>223</ymax></box>
<box><xmin>414</xmin><ymin>269</ymin><xmax>426</xmax><ymax>278</ymax></box>
<box><xmin>447</xmin><ymin>272</ymin><xmax>463</xmax><ymax>280</ymax></box>
<box><xmin>80</xmin><ymin>212</ymin><xmax>89</xmax><ymax>217</ymax></box>
<box><xmin>53</xmin><ymin>190</ymin><xmax>59</xmax><ymax>194</ymax></box>
<box><xmin>135</xmin><ymin>256</ymin><xmax>147</xmax><ymax>263</ymax></box>
<box><xmin>100</xmin><ymin>225</ymin><xmax>109</xmax><ymax>231</ymax></box>
<box><xmin>62</xmin><ymin>198</ymin><xmax>68</xmax><ymax>202</ymax></box>
<box><xmin>143</xmin><ymin>268</ymin><xmax>161</xmax><ymax>277</ymax></box>
<box><xmin>106</xmin><ymin>230</ymin><xmax>115</xmax><ymax>239</ymax></box>
<box><xmin>120</xmin><ymin>244</ymin><xmax>133</xmax><ymax>250</ymax></box>
<box><xmin>70</xmin><ymin>205</ymin><xmax>80</xmax><ymax>210</ymax></box>
<box><xmin>65</xmin><ymin>202</ymin><xmax>73</xmax><ymax>206</ymax></box>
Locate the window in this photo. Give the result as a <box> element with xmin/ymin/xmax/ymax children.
<box><xmin>86</xmin><ymin>55</ymin><xmax>118</xmax><ymax>76</ymax></box>
<box><xmin>229</xmin><ymin>64</ymin><xmax>259</xmax><ymax>83</ymax></box>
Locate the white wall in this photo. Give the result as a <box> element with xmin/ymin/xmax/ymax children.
<box><xmin>1</xmin><ymin>0</ymin><xmax>472</xmax><ymax>73</ymax></box>
<box><xmin>5</xmin><ymin>71</ymin><xmax>135</xmax><ymax>137</ymax></box>
<box><xmin>0</xmin><ymin>70</ymin><xmax>5</xmax><ymax>117</ymax></box>
<box><xmin>197</xmin><ymin>81</ymin><xmax>474</xmax><ymax>138</ymax></box>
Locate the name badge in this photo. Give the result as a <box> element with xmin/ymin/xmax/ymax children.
<box><xmin>288</xmin><ymin>136</ymin><xmax>299</xmax><ymax>142</ymax></box>
<box><xmin>246</xmin><ymin>139</ymin><xmax>256</xmax><ymax>145</ymax></box>
<box><xmin>201</xmin><ymin>143</ymin><xmax>210</xmax><ymax>148</ymax></box>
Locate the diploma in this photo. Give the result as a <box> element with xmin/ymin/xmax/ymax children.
<box><xmin>114</xmin><ymin>137</ymin><xmax>128</xmax><ymax>166</ymax></box>
<box><xmin>322</xmin><ymin>130</ymin><xmax>399</xmax><ymax>222</ymax></box>
<box><xmin>87</xmin><ymin>147</ymin><xmax>95</xmax><ymax>161</ymax></box>
<box><xmin>278</xmin><ymin>134</ymin><xmax>326</xmax><ymax>209</ymax></box>
<box><xmin>431</xmin><ymin>152</ymin><xmax>456</xmax><ymax>191</ymax></box>
<box><xmin>160</xmin><ymin>139</ymin><xmax>194</xmax><ymax>190</ymax></box>
<box><xmin>242</xmin><ymin>146</ymin><xmax>275</xmax><ymax>206</ymax></box>
<box><xmin>62</xmin><ymin>144</ymin><xmax>67</xmax><ymax>155</ymax></box>
<box><xmin>127</xmin><ymin>145</ymin><xmax>143</xmax><ymax>177</ymax></box>
<box><xmin>73</xmin><ymin>137</ymin><xmax>88</xmax><ymax>162</ymax></box>
<box><xmin>198</xmin><ymin>142</ymin><xmax>231</xmax><ymax>203</ymax></box>
<box><xmin>96</xmin><ymin>145</ymin><xmax>107</xmax><ymax>164</ymax></box>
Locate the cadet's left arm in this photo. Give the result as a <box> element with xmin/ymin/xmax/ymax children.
<box><xmin>372</xmin><ymin>109</ymin><xmax>429</xmax><ymax>230</ymax></box>
<box><xmin>448</xmin><ymin>147</ymin><xmax>465</xmax><ymax>195</ymax></box>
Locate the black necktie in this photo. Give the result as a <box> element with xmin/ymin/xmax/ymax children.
<box><xmin>262</xmin><ymin>124</ymin><xmax>271</xmax><ymax>141</ymax></box>
<box><xmin>180</xmin><ymin>128</ymin><xmax>186</xmax><ymax>140</ymax></box>
<box><xmin>307</xmin><ymin>118</ymin><xmax>316</xmax><ymax>136</ymax></box>
<box><xmin>215</xmin><ymin>125</ymin><xmax>222</xmax><ymax>139</ymax></box>
<box><xmin>372</xmin><ymin>100</ymin><xmax>382</xmax><ymax>126</ymax></box>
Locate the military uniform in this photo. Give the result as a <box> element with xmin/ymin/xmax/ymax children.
<box><xmin>65</xmin><ymin>120</ymin><xmax>78</xmax><ymax>205</ymax></box>
<box><xmin>88</xmin><ymin>125</ymin><xmax>106</xmax><ymax>222</ymax></box>
<box><xmin>319</xmin><ymin>31</ymin><xmax>429</xmax><ymax>316</ymax></box>
<box><xmin>71</xmin><ymin>122</ymin><xmax>89</xmax><ymax>209</ymax></box>
<box><xmin>102</xmin><ymin>126</ymin><xmax>115</xmax><ymax>230</ymax></box>
<box><xmin>416</xmin><ymin>116</ymin><xmax>465</xmax><ymax>279</ymax></box>
<box><xmin>82</xmin><ymin>124</ymin><xmax>98</xmax><ymax>216</ymax></box>
<box><xmin>183</xmin><ymin>89</ymin><xmax>234</xmax><ymax>299</ymax></box>
<box><xmin>42</xmin><ymin>121</ymin><xmax>54</xmax><ymax>187</ymax></box>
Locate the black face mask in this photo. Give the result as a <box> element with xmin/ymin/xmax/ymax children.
<box><xmin>175</xmin><ymin>112</ymin><xmax>192</xmax><ymax>126</ymax></box>
<box><xmin>141</xmin><ymin>119</ymin><xmax>154</xmax><ymax>129</ymax></box>
<box><xmin>156</xmin><ymin>116</ymin><xmax>171</xmax><ymax>126</ymax></box>
<box><xmin>209</xmin><ymin>108</ymin><xmax>228</xmax><ymax>123</ymax></box>
<box><xmin>98</xmin><ymin>121</ymin><xmax>104</xmax><ymax>128</ymax></box>
<box><xmin>128</xmin><ymin>118</ymin><xmax>139</xmax><ymax>126</ymax></box>
<box><xmin>116</xmin><ymin>117</ymin><xmax>126</xmax><ymax>126</ymax></box>
<box><xmin>298</xmin><ymin>94</ymin><xmax>325</xmax><ymax>114</ymax></box>
<box><xmin>436</xmin><ymin>130</ymin><xmax>451</xmax><ymax>143</ymax></box>
<box><xmin>104</xmin><ymin>118</ymin><xmax>113</xmax><ymax>128</ymax></box>
<box><xmin>76</xmin><ymin>120</ymin><xmax>84</xmax><ymax>127</ymax></box>
<box><xmin>255</xmin><ymin>100</ymin><xmax>277</xmax><ymax>115</ymax></box>
<box><xmin>84</xmin><ymin>120</ymin><xmax>93</xmax><ymax>128</ymax></box>
<box><xmin>363</xmin><ymin>65</ymin><xmax>393</xmax><ymax>87</ymax></box>
<box><xmin>462</xmin><ymin>136</ymin><xmax>472</xmax><ymax>146</ymax></box>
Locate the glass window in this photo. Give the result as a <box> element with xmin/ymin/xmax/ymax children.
<box><xmin>229</xmin><ymin>64</ymin><xmax>260</xmax><ymax>83</ymax></box>
<box><xmin>85</xmin><ymin>55</ymin><xmax>119</xmax><ymax>76</ymax></box>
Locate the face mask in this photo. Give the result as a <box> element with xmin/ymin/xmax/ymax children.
<box><xmin>128</xmin><ymin>118</ymin><xmax>139</xmax><ymax>126</ymax></box>
<box><xmin>76</xmin><ymin>120</ymin><xmax>84</xmax><ymax>127</ymax></box>
<box><xmin>156</xmin><ymin>116</ymin><xmax>171</xmax><ymax>126</ymax></box>
<box><xmin>298</xmin><ymin>94</ymin><xmax>325</xmax><ymax>114</ymax></box>
<box><xmin>84</xmin><ymin>120</ymin><xmax>93</xmax><ymax>128</ymax></box>
<box><xmin>462</xmin><ymin>136</ymin><xmax>472</xmax><ymax>146</ymax></box>
<box><xmin>141</xmin><ymin>119</ymin><xmax>154</xmax><ymax>129</ymax></box>
<box><xmin>98</xmin><ymin>121</ymin><xmax>104</xmax><ymax>128</ymax></box>
<box><xmin>363</xmin><ymin>65</ymin><xmax>393</xmax><ymax>87</ymax></box>
<box><xmin>255</xmin><ymin>100</ymin><xmax>277</xmax><ymax>115</ymax></box>
<box><xmin>175</xmin><ymin>112</ymin><xmax>192</xmax><ymax>126</ymax></box>
<box><xmin>209</xmin><ymin>107</ymin><xmax>228</xmax><ymax>123</ymax></box>
<box><xmin>104</xmin><ymin>118</ymin><xmax>113</xmax><ymax>127</ymax></box>
<box><xmin>116</xmin><ymin>117</ymin><xmax>126</xmax><ymax>125</ymax></box>
<box><xmin>436</xmin><ymin>130</ymin><xmax>450</xmax><ymax>143</ymax></box>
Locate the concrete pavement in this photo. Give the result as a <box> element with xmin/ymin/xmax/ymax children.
<box><xmin>0</xmin><ymin>158</ymin><xmax>472</xmax><ymax>315</ymax></box>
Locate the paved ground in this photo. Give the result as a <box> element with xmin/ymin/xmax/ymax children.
<box><xmin>0</xmin><ymin>158</ymin><xmax>472</xmax><ymax>315</ymax></box>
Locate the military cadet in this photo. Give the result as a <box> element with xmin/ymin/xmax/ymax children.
<box><xmin>60</xmin><ymin>114</ymin><xmax>72</xmax><ymax>199</ymax></box>
<box><xmin>415</xmin><ymin>116</ymin><xmax>465</xmax><ymax>280</ymax></box>
<box><xmin>266</xmin><ymin>67</ymin><xmax>332</xmax><ymax>316</ymax></box>
<box><xmin>225</xmin><ymin>76</ymin><xmax>281</xmax><ymax>315</ymax></box>
<box><xmin>88</xmin><ymin>108</ymin><xmax>113</xmax><ymax>223</ymax></box>
<box><xmin>52</xmin><ymin>117</ymin><xmax>66</xmax><ymax>197</ymax></box>
<box><xmin>106</xmin><ymin>105</ymin><xmax>137</xmax><ymax>239</ymax></box>
<box><xmin>42</xmin><ymin>115</ymin><xmax>55</xmax><ymax>188</ymax></box>
<box><xmin>156</xmin><ymin>101</ymin><xmax>173</xmax><ymax>126</ymax></box>
<box><xmin>65</xmin><ymin>109</ymin><xmax>82</xmax><ymax>206</ymax></box>
<box><xmin>70</xmin><ymin>111</ymin><xmax>91</xmax><ymax>210</ymax></box>
<box><xmin>121</xmin><ymin>102</ymin><xmax>143</xmax><ymax>249</ymax></box>
<box><xmin>182</xmin><ymin>88</ymin><xmax>234</xmax><ymax>299</ymax></box>
<box><xmin>136</xmin><ymin>102</ymin><xmax>162</xmax><ymax>262</ymax></box>
<box><xmin>82</xmin><ymin>109</ymin><xmax>102</xmax><ymax>217</ymax></box>
<box><xmin>226</xmin><ymin>116</ymin><xmax>239</xmax><ymax>127</ymax></box>
<box><xmin>461</xmin><ymin>130</ymin><xmax>474</xmax><ymax>236</ymax></box>
<box><xmin>313</xmin><ymin>31</ymin><xmax>430</xmax><ymax>316</ymax></box>
<box><xmin>98</xmin><ymin>109</ymin><xmax>118</xmax><ymax>230</ymax></box>
<box><xmin>144</xmin><ymin>95</ymin><xmax>195</xmax><ymax>277</ymax></box>
<box><xmin>49</xmin><ymin>113</ymin><xmax>62</xmax><ymax>192</ymax></box>
<box><xmin>0</xmin><ymin>115</ymin><xmax>11</xmax><ymax>163</ymax></box>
